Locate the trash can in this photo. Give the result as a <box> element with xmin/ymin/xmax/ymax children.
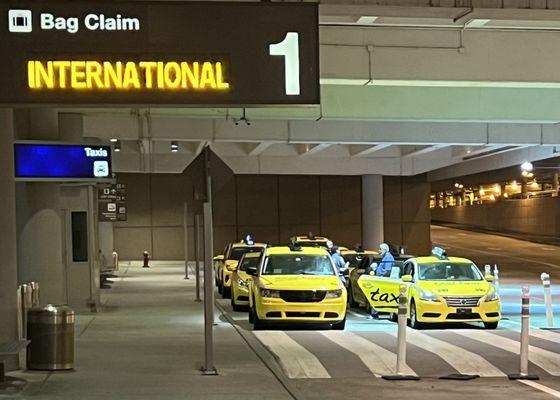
<box><xmin>26</xmin><ymin>305</ymin><xmax>75</xmax><ymax>371</ymax></box>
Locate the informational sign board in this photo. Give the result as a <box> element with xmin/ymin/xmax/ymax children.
<box><xmin>0</xmin><ymin>1</ymin><xmax>319</xmax><ymax>106</ymax></box>
<box><xmin>14</xmin><ymin>143</ymin><xmax>112</xmax><ymax>181</ymax></box>
<box><xmin>98</xmin><ymin>183</ymin><xmax>127</xmax><ymax>222</ymax></box>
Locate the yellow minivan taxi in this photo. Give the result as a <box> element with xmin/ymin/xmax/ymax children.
<box><xmin>214</xmin><ymin>241</ymin><xmax>266</xmax><ymax>299</ymax></box>
<box><xmin>247</xmin><ymin>245</ymin><xmax>347</xmax><ymax>330</ymax></box>
<box><xmin>357</xmin><ymin>253</ymin><xmax>501</xmax><ymax>329</ymax></box>
<box><xmin>231</xmin><ymin>252</ymin><xmax>262</xmax><ymax>311</ymax></box>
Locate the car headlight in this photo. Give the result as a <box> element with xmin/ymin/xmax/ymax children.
<box><xmin>260</xmin><ymin>288</ymin><xmax>280</xmax><ymax>298</ymax></box>
<box><xmin>325</xmin><ymin>289</ymin><xmax>343</xmax><ymax>299</ymax></box>
<box><xmin>419</xmin><ymin>288</ymin><xmax>440</xmax><ymax>302</ymax></box>
<box><xmin>237</xmin><ymin>279</ymin><xmax>248</xmax><ymax>287</ymax></box>
<box><xmin>485</xmin><ymin>287</ymin><xmax>500</xmax><ymax>302</ymax></box>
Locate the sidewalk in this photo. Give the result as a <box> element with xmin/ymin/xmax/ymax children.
<box><xmin>9</xmin><ymin>262</ymin><xmax>292</xmax><ymax>400</ymax></box>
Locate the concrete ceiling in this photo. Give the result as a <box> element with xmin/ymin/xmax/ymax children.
<box><xmin>51</xmin><ymin>2</ymin><xmax>560</xmax><ymax>177</ymax></box>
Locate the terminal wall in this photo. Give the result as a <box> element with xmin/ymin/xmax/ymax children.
<box><xmin>431</xmin><ymin>197</ymin><xmax>560</xmax><ymax>237</ymax></box>
<box><xmin>383</xmin><ymin>175</ymin><xmax>432</xmax><ymax>255</ymax></box>
<box><xmin>114</xmin><ymin>173</ymin><xmax>363</xmax><ymax>259</ymax></box>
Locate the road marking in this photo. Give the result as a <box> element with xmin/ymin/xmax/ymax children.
<box><xmin>389</xmin><ymin>330</ymin><xmax>505</xmax><ymax>377</ymax></box>
<box><xmin>321</xmin><ymin>331</ymin><xmax>416</xmax><ymax>378</ymax></box>
<box><xmin>502</xmin><ymin>320</ymin><xmax>560</xmax><ymax>344</ymax></box>
<box><xmin>433</xmin><ymin>242</ymin><xmax>560</xmax><ymax>271</ymax></box>
<box><xmin>519</xmin><ymin>380</ymin><xmax>560</xmax><ymax>399</ymax></box>
<box><xmin>253</xmin><ymin>331</ymin><xmax>331</xmax><ymax>379</ymax></box>
<box><xmin>454</xmin><ymin>330</ymin><xmax>560</xmax><ymax>375</ymax></box>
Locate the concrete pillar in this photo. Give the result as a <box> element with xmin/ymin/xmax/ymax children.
<box><xmin>98</xmin><ymin>222</ymin><xmax>114</xmax><ymax>269</ymax></box>
<box><xmin>0</xmin><ymin>109</ymin><xmax>20</xmax><ymax>370</ymax></box>
<box><xmin>15</xmin><ymin>109</ymin><xmax>65</xmax><ymax>305</ymax></box>
<box><xmin>362</xmin><ymin>175</ymin><xmax>384</xmax><ymax>250</ymax></box>
<box><xmin>553</xmin><ymin>172</ymin><xmax>559</xmax><ymax>197</ymax></box>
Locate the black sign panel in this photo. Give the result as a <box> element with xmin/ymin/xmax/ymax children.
<box><xmin>0</xmin><ymin>1</ymin><xmax>319</xmax><ymax>106</ymax></box>
<box><xmin>98</xmin><ymin>183</ymin><xmax>127</xmax><ymax>222</ymax></box>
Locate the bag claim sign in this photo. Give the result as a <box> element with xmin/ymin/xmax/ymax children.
<box><xmin>0</xmin><ymin>1</ymin><xmax>319</xmax><ymax>106</ymax></box>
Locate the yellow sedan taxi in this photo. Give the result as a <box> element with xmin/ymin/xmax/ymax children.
<box><xmin>247</xmin><ymin>245</ymin><xmax>347</xmax><ymax>330</ymax></box>
<box><xmin>214</xmin><ymin>239</ymin><xmax>267</xmax><ymax>299</ymax></box>
<box><xmin>357</xmin><ymin>249</ymin><xmax>501</xmax><ymax>329</ymax></box>
<box><xmin>231</xmin><ymin>252</ymin><xmax>262</xmax><ymax>311</ymax></box>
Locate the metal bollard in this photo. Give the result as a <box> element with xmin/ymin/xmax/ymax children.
<box><xmin>382</xmin><ymin>284</ymin><xmax>419</xmax><ymax>381</ymax></box>
<box><xmin>484</xmin><ymin>265</ymin><xmax>491</xmax><ymax>276</ymax></box>
<box><xmin>143</xmin><ymin>251</ymin><xmax>150</xmax><ymax>268</ymax></box>
<box><xmin>112</xmin><ymin>251</ymin><xmax>119</xmax><ymax>271</ymax></box>
<box><xmin>30</xmin><ymin>282</ymin><xmax>40</xmax><ymax>306</ymax></box>
<box><xmin>541</xmin><ymin>273</ymin><xmax>555</xmax><ymax>328</ymax></box>
<box><xmin>508</xmin><ymin>285</ymin><xmax>539</xmax><ymax>380</ymax></box>
<box><xmin>493</xmin><ymin>265</ymin><xmax>500</xmax><ymax>293</ymax></box>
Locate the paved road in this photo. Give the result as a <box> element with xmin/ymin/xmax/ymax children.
<box><xmin>217</xmin><ymin>297</ymin><xmax>560</xmax><ymax>400</ymax></box>
<box><xmin>432</xmin><ymin>225</ymin><xmax>560</xmax><ymax>283</ymax></box>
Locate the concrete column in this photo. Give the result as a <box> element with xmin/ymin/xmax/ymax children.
<box><xmin>553</xmin><ymin>172</ymin><xmax>559</xmax><ymax>197</ymax></box>
<box><xmin>0</xmin><ymin>109</ymin><xmax>20</xmax><ymax>370</ymax></box>
<box><xmin>362</xmin><ymin>175</ymin><xmax>384</xmax><ymax>250</ymax></box>
<box><xmin>98</xmin><ymin>222</ymin><xmax>114</xmax><ymax>269</ymax></box>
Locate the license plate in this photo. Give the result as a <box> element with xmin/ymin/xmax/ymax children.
<box><xmin>456</xmin><ymin>308</ymin><xmax>472</xmax><ymax>314</ymax></box>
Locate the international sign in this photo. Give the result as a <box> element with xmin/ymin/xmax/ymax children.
<box><xmin>0</xmin><ymin>1</ymin><xmax>319</xmax><ymax>106</ymax></box>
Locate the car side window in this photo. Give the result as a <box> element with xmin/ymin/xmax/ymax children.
<box><xmin>402</xmin><ymin>262</ymin><xmax>414</xmax><ymax>278</ymax></box>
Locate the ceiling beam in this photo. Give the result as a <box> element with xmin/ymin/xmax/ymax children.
<box><xmin>350</xmin><ymin>143</ymin><xmax>392</xmax><ymax>157</ymax></box>
<box><xmin>246</xmin><ymin>142</ymin><xmax>274</xmax><ymax>156</ymax></box>
<box><xmin>402</xmin><ymin>144</ymin><xmax>448</xmax><ymax>158</ymax></box>
<box><xmin>297</xmin><ymin>143</ymin><xmax>333</xmax><ymax>156</ymax></box>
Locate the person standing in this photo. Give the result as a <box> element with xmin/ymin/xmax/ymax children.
<box><xmin>367</xmin><ymin>243</ymin><xmax>395</xmax><ymax>319</ymax></box>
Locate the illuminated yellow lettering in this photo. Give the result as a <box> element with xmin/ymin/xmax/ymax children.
<box><xmin>180</xmin><ymin>62</ymin><xmax>199</xmax><ymax>89</ymax></box>
<box><xmin>139</xmin><ymin>61</ymin><xmax>157</xmax><ymax>88</ymax></box>
<box><xmin>71</xmin><ymin>61</ymin><xmax>87</xmax><ymax>89</ymax></box>
<box><xmin>199</xmin><ymin>62</ymin><xmax>216</xmax><ymax>89</ymax></box>
<box><xmin>163</xmin><ymin>62</ymin><xmax>181</xmax><ymax>89</ymax></box>
<box><xmin>35</xmin><ymin>61</ymin><xmax>55</xmax><ymax>89</ymax></box>
<box><xmin>123</xmin><ymin>62</ymin><xmax>140</xmax><ymax>89</ymax></box>
<box><xmin>27</xmin><ymin>61</ymin><xmax>35</xmax><ymax>88</ymax></box>
<box><xmin>86</xmin><ymin>61</ymin><xmax>104</xmax><ymax>89</ymax></box>
<box><xmin>53</xmin><ymin>61</ymin><xmax>71</xmax><ymax>88</ymax></box>
<box><xmin>216</xmin><ymin>62</ymin><xmax>229</xmax><ymax>90</ymax></box>
<box><xmin>156</xmin><ymin>62</ymin><xmax>164</xmax><ymax>89</ymax></box>
<box><xmin>104</xmin><ymin>62</ymin><xmax>123</xmax><ymax>89</ymax></box>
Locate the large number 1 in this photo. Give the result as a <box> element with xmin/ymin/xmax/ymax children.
<box><xmin>269</xmin><ymin>32</ymin><xmax>300</xmax><ymax>96</ymax></box>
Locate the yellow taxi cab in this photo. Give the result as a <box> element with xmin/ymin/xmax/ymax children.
<box><xmin>293</xmin><ymin>233</ymin><xmax>331</xmax><ymax>249</ymax></box>
<box><xmin>231</xmin><ymin>252</ymin><xmax>263</xmax><ymax>311</ymax></box>
<box><xmin>346</xmin><ymin>247</ymin><xmax>412</xmax><ymax>310</ymax></box>
<box><xmin>357</xmin><ymin>248</ymin><xmax>501</xmax><ymax>329</ymax></box>
<box><xmin>247</xmin><ymin>244</ymin><xmax>347</xmax><ymax>330</ymax></box>
<box><xmin>213</xmin><ymin>237</ymin><xmax>267</xmax><ymax>299</ymax></box>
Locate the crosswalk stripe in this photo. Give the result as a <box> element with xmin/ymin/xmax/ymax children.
<box><xmin>389</xmin><ymin>330</ymin><xmax>505</xmax><ymax>377</ymax></box>
<box><xmin>454</xmin><ymin>330</ymin><xmax>560</xmax><ymax>375</ymax></box>
<box><xmin>501</xmin><ymin>320</ymin><xmax>560</xmax><ymax>344</ymax></box>
<box><xmin>519</xmin><ymin>380</ymin><xmax>560</xmax><ymax>399</ymax></box>
<box><xmin>253</xmin><ymin>331</ymin><xmax>331</xmax><ymax>379</ymax></box>
<box><xmin>320</xmin><ymin>331</ymin><xmax>416</xmax><ymax>378</ymax></box>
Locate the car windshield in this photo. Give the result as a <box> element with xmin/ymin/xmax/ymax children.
<box><xmin>418</xmin><ymin>262</ymin><xmax>483</xmax><ymax>281</ymax></box>
<box><xmin>240</xmin><ymin>256</ymin><xmax>260</xmax><ymax>271</ymax></box>
<box><xmin>229</xmin><ymin>247</ymin><xmax>262</xmax><ymax>261</ymax></box>
<box><xmin>262</xmin><ymin>254</ymin><xmax>336</xmax><ymax>276</ymax></box>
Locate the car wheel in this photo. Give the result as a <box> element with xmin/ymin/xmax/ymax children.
<box><xmin>248</xmin><ymin>303</ymin><xmax>255</xmax><ymax>323</ymax></box>
<box><xmin>252</xmin><ymin>304</ymin><xmax>266</xmax><ymax>330</ymax></box>
<box><xmin>332</xmin><ymin>317</ymin><xmax>346</xmax><ymax>330</ymax></box>
<box><xmin>409</xmin><ymin>300</ymin><xmax>424</xmax><ymax>330</ymax></box>
<box><xmin>222</xmin><ymin>286</ymin><xmax>231</xmax><ymax>299</ymax></box>
<box><xmin>347</xmin><ymin>284</ymin><xmax>358</xmax><ymax>308</ymax></box>
<box><xmin>484</xmin><ymin>321</ymin><xmax>499</xmax><ymax>330</ymax></box>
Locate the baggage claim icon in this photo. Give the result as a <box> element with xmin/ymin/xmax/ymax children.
<box><xmin>8</xmin><ymin>10</ymin><xmax>33</xmax><ymax>33</ymax></box>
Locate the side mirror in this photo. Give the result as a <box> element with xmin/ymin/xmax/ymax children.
<box><xmin>246</xmin><ymin>266</ymin><xmax>258</xmax><ymax>276</ymax></box>
<box><xmin>485</xmin><ymin>274</ymin><xmax>494</xmax><ymax>282</ymax></box>
<box><xmin>213</xmin><ymin>255</ymin><xmax>224</xmax><ymax>262</ymax></box>
<box><xmin>401</xmin><ymin>274</ymin><xmax>413</xmax><ymax>283</ymax></box>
